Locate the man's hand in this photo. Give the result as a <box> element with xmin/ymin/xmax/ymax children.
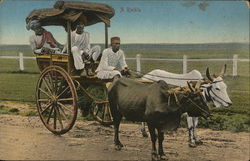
<box><xmin>82</xmin><ymin>52</ymin><xmax>90</xmax><ymax>61</ymax></box>
<box><xmin>41</xmin><ymin>47</ymin><xmax>52</xmax><ymax>54</ymax></box>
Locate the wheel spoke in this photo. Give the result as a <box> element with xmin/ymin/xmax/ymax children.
<box><xmin>58</xmin><ymin>98</ymin><xmax>74</xmax><ymax>101</ymax></box>
<box><xmin>41</xmin><ymin>102</ymin><xmax>52</xmax><ymax>114</ymax></box>
<box><xmin>57</xmin><ymin>86</ymin><xmax>70</xmax><ymax>99</ymax></box>
<box><xmin>39</xmin><ymin>88</ymin><xmax>52</xmax><ymax>98</ymax></box>
<box><xmin>46</xmin><ymin>106</ymin><xmax>54</xmax><ymax>124</ymax></box>
<box><xmin>56</xmin><ymin>80</ymin><xmax>65</xmax><ymax>96</ymax></box>
<box><xmin>57</xmin><ymin>102</ymin><xmax>73</xmax><ymax>113</ymax></box>
<box><xmin>47</xmin><ymin>72</ymin><xmax>55</xmax><ymax>93</ymax></box>
<box><xmin>54</xmin><ymin>105</ymin><xmax>57</xmax><ymax>129</ymax></box>
<box><xmin>43</xmin><ymin>78</ymin><xmax>53</xmax><ymax>96</ymax></box>
<box><xmin>58</xmin><ymin>104</ymin><xmax>69</xmax><ymax>122</ymax></box>
<box><xmin>38</xmin><ymin>98</ymin><xmax>50</xmax><ymax>102</ymax></box>
<box><xmin>108</xmin><ymin>104</ymin><xmax>113</xmax><ymax>120</ymax></box>
<box><xmin>55</xmin><ymin>106</ymin><xmax>64</xmax><ymax>130</ymax></box>
<box><xmin>54</xmin><ymin>71</ymin><xmax>58</xmax><ymax>94</ymax></box>
<box><xmin>94</xmin><ymin>105</ymin><xmax>100</xmax><ymax>116</ymax></box>
<box><xmin>101</xmin><ymin>105</ymin><xmax>105</xmax><ymax>120</ymax></box>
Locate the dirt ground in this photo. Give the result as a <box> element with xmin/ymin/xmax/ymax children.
<box><xmin>0</xmin><ymin>114</ymin><xmax>249</xmax><ymax>161</ymax></box>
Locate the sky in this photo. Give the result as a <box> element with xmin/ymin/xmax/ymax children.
<box><xmin>0</xmin><ymin>0</ymin><xmax>249</xmax><ymax>44</ymax></box>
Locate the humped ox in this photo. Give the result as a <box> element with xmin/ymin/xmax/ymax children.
<box><xmin>141</xmin><ymin>64</ymin><xmax>232</xmax><ymax>147</ymax></box>
<box><xmin>108</xmin><ymin>78</ymin><xmax>210</xmax><ymax>160</ymax></box>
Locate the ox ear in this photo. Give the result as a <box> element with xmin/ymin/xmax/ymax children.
<box><xmin>195</xmin><ymin>80</ymin><xmax>201</xmax><ymax>90</ymax></box>
<box><xmin>219</xmin><ymin>64</ymin><xmax>227</xmax><ymax>77</ymax></box>
<box><xmin>187</xmin><ymin>81</ymin><xmax>195</xmax><ymax>92</ymax></box>
<box><xmin>206</xmin><ymin>67</ymin><xmax>213</xmax><ymax>82</ymax></box>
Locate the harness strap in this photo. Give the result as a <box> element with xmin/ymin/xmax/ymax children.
<box><xmin>187</xmin><ymin>98</ymin><xmax>210</xmax><ymax>116</ymax></box>
<box><xmin>209</xmin><ymin>88</ymin><xmax>231</xmax><ymax>104</ymax></box>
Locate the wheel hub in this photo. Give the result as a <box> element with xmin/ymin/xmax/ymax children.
<box><xmin>51</xmin><ymin>95</ymin><xmax>58</xmax><ymax>104</ymax></box>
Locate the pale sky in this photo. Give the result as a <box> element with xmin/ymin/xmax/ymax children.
<box><xmin>0</xmin><ymin>0</ymin><xmax>249</xmax><ymax>44</ymax></box>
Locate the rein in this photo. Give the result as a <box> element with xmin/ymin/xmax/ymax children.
<box><xmin>203</xmin><ymin>84</ymin><xmax>230</xmax><ymax>105</ymax></box>
<box><xmin>186</xmin><ymin>97</ymin><xmax>210</xmax><ymax>116</ymax></box>
<box><xmin>208</xmin><ymin>87</ymin><xmax>231</xmax><ymax>105</ymax></box>
<box><xmin>167</xmin><ymin>87</ymin><xmax>209</xmax><ymax>116</ymax></box>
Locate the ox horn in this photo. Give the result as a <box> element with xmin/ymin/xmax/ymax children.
<box><xmin>195</xmin><ymin>80</ymin><xmax>201</xmax><ymax>90</ymax></box>
<box><xmin>219</xmin><ymin>64</ymin><xmax>227</xmax><ymax>77</ymax></box>
<box><xmin>206</xmin><ymin>67</ymin><xmax>213</xmax><ymax>82</ymax></box>
<box><xmin>187</xmin><ymin>81</ymin><xmax>195</xmax><ymax>92</ymax></box>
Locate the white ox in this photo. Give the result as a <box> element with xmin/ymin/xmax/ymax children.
<box><xmin>141</xmin><ymin>65</ymin><xmax>232</xmax><ymax>147</ymax></box>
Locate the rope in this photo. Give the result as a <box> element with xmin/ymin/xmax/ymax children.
<box><xmin>166</xmin><ymin>86</ymin><xmax>209</xmax><ymax>116</ymax></box>
<box><xmin>187</xmin><ymin>97</ymin><xmax>210</xmax><ymax>116</ymax></box>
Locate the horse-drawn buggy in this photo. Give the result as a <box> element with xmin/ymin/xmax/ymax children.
<box><xmin>26</xmin><ymin>1</ymin><xmax>117</xmax><ymax>135</ymax></box>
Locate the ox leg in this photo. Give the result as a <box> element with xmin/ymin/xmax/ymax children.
<box><xmin>113</xmin><ymin>114</ymin><xmax>123</xmax><ymax>150</ymax></box>
<box><xmin>187</xmin><ymin>116</ymin><xmax>196</xmax><ymax>148</ymax></box>
<box><xmin>157</xmin><ymin>128</ymin><xmax>166</xmax><ymax>160</ymax></box>
<box><xmin>193</xmin><ymin>117</ymin><xmax>203</xmax><ymax>145</ymax></box>
<box><xmin>141</xmin><ymin>122</ymin><xmax>149</xmax><ymax>137</ymax></box>
<box><xmin>148</xmin><ymin>123</ymin><xmax>158</xmax><ymax>161</ymax></box>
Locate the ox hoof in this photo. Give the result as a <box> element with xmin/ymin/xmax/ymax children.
<box><xmin>188</xmin><ymin>142</ymin><xmax>197</xmax><ymax>148</ymax></box>
<box><xmin>115</xmin><ymin>143</ymin><xmax>124</xmax><ymax>151</ymax></box>
<box><xmin>195</xmin><ymin>139</ymin><xmax>203</xmax><ymax>145</ymax></box>
<box><xmin>141</xmin><ymin>130</ymin><xmax>148</xmax><ymax>138</ymax></box>
<box><xmin>151</xmin><ymin>152</ymin><xmax>158</xmax><ymax>161</ymax></box>
<box><xmin>159</xmin><ymin>154</ymin><xmax>168</xmax><ymax>160</ymax></box>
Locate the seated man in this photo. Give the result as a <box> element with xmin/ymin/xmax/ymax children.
<box><xmin>62</xmin><ymin>23</ymin><xmax>101</xmax><ymax>73</ymax></box>
<box><xmin>96</xmin><ymin>37</ymin><xmax>130</xmax><ymax>80</ymax></box>
<box><xmin>27</xmin><ymin>20</ymin><xmax>62</xmax><ymax>54</ymax></box>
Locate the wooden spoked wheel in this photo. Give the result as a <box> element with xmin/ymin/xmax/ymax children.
<box><xmin>36</xmin><ymin>66</ymin><xmax>78</xmax><ymax>135</ymax></box>
<box><xmin>92</xmin><ymin>101</ymin><xmax>113</xmax><ymax>125</ymax></box>
<box><xmin>91</xmin><ymin>85</ymin><xmax>113</xmax><ymax>125</ymax></box>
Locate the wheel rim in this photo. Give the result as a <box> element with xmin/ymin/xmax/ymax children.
<box><xmin>36</xmin><ymin>66</ymin><xmax>78</xmax><ymax>135</ymax></box>
<box><xmin>92</xmin><ymin>102</ymin><xmax>113</xmax><ymax>125</ymax></box>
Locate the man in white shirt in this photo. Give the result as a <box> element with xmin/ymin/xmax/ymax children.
<box><xmin>63</xmin><ymin>24</ymin><xmax>101</xmax><ymax>71</ymax></box>
<box><xmin>27</xmin><ymin>20</ymin><xmax>62</xmax><ymax>54</ymax></box>
<box><xmin>96</xmin><ymin>37</ymin><xmax>130</xmax><ymax>80</ymax></box>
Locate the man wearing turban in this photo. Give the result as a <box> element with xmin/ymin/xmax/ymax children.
<box><xmin>27</xmin><ymin>20</ymin><xmax>62</xmax><ymax>54</ymax></box>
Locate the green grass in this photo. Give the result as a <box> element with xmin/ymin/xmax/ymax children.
<box><xmin>0</xmin><ymin>48</ymin><xmax>249</xmax><ymax>131</ymax></box>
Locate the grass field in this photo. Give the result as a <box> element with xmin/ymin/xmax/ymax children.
<box><xmin>0</xmin><ymin>46</ymin><xmax>249</xmax><ymax>131</ymax></box>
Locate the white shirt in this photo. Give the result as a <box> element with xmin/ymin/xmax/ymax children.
<box><xmin>63</xmin><ymin>30</ymin><xmax>91</xmax><ymax>53</ymax></box>
<box><xmin>96</xmin><ymin>48</ymin><xmax>127</xmax><ymax>72</ymax></box>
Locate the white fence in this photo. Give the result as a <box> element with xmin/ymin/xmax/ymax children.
<box><xmin>0</xmin><ymin>52</ymin><xmax>249</xmax><ymax>76</ymax></box>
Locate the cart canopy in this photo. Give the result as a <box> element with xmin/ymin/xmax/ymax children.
<box><xmin>26</xmin><ymin>1</ymin><xmax>115</xmax><ymax>30</ymax></box>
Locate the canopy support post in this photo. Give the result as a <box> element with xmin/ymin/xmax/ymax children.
<box><xmin>67</xmin><ymin>21</ymin><xmax>72</xmax><ymax>54</ymax></box>
<box><xmin>105</xmin><ymin>24</ymin><xmax>108</xmax><ymax>48</ymax></box>
<box><xmin>67</xmin><ymin>21</ymin><xmax>73</xmax><ymax>73</ymax></box>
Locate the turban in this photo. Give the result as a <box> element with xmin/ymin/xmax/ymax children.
<box><xmin>26</xmin><ymin>19</ymin><xmax>41</xmax><ymax>31</ymax></box>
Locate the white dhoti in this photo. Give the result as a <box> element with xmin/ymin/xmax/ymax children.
<box><xmin>96</xmin><ymin>70</ymin><xmax>122</xmax><ymax>79</ymax></box>
<box><xmin>72</xmin><ymin>45</ymin><xmax>101</xmax><ymax>70</ymax></box>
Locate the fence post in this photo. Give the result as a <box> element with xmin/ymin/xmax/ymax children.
<box><xmin>233</xmin><ymin>54</ymin><xmax>238</xmax><ymax>77</ymax></box>
<box><xmin>19</xmin><ymin>52</ymin><xmax>24</xmax><ymax>71</ymax></box>
<box><xmin>136</xmin><ymin>54</ymin><xmax>141</xmax><ymax>76</ymax></box>
<box><xmin>183</xmin><ymin>55</ymin><xmax>187</xmax><ymax>74</ymax></box>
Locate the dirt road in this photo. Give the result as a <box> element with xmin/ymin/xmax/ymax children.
<box><xmin>0</xmin><ymin>114</ymin><xmax>249</xmax><ymax>160</ymax></box>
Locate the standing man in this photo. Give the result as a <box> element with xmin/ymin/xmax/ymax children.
<box><xmin>96</xmin><ymin>37</ymin><xmax>130</xmax><ymax>80</ymax></box>
<box><xmin>63</xmin><ymin>24</ymin><xmax>101</xmax><ymax>71</ymax></box>
<box><xmin>27</xmin><ymin>20</ymin><xmax>62</xmax><ymax>54</ymax></box>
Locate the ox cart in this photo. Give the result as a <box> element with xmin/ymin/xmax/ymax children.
<box><xmin>26</xmin><ymin>1</ymin><xmax>119</xmax><ymax>135</ymax></box>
